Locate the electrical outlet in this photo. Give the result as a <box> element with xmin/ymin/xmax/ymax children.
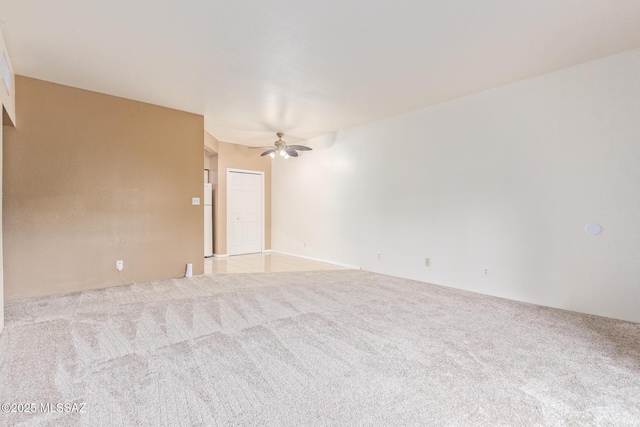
<box><xmin>116</xmin><ymin>260</ymin><xmax>124</xmax><ymax>271</ymax></box>
<box><xmin>192</xmin><ymin>197</ymin><xmax>200</xmax><ymax>205</ymax></box>
<box><xmin>483</xmin><ymin>268</ymin><xmax>489</xmax><ymax>276</ymax></box>
<box><xmin>377</xmin><ymin>252</ymin><xmax>381</xmax><ymax>260</ymax></box>
<box><xmin>425</xmin><ymin>258</ymin><xmax>431</xmax><ymax>267</ymax></box>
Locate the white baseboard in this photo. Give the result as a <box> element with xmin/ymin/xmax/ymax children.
<box><xmin>216</xmin><ymin>251</ymin><xmax>270</xmax><ymax>257</ymax></box>
<box><xmin>270</xmin><ymin>250</ymin><xmax>361</xmax><ymax>270</ymax></box>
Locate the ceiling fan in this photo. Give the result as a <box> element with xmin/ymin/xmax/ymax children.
<box><xmin>260</xmin><ymin>133</ymin><xmax>312</xmax><ymax>159</ymax></box>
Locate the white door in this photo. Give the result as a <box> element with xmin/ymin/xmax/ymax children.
<box><xmin>227</xmin><ymin>171</ymin><xmax>263</xmax><ymax>255</ymax></box>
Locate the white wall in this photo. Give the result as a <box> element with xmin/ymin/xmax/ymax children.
<box><xmin>272</xmin><ymin>48</ymin><xmax>640</xmax><ymax>323</ymax></box>
<box><xmin>0</xmin><ymin>108</ymin><xmax>3</xmax><ymax>334</ymax></box>
<box><xmin>0</xmin><ymin>27</ymin><xmax>13</xmax><ymax>334</ymax></box>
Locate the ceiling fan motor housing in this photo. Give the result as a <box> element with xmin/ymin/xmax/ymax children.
<box><xmin>260</xmin><ymin>133</ymin><xmax>312</xmax><ymax>158</ymax></box>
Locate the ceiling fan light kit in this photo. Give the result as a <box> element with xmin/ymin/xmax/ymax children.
<box><xmin>260</xmin><ymin>132</ymin><xmax>312</xmax><ymax>159</ymax></box>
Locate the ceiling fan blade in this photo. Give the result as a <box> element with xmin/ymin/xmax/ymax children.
<box><xmin>250</xmin><ymin>146</ymin><xmax>275</xmax><ymax>149</ymax></box>
<box><xmin>288</xmin><ymin>145</ymin><xmax>312</xmax><ymax>151</ymax></box>
<box><xmin>285</xmin><ymin>148</ymin><xmax>299</xmax><ymax>157</ymax></box>
<box><xmin>260</xmin><ymin>149</ymin><xmax>275</xmax><ymax>156</ymax></box>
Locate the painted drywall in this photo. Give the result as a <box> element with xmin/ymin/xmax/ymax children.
<box><xmin>215</xmin><ymin>141</ymin><xmax>271</xmax><ymax>255</ymax></box>
<box><xmin>204</xmin><ymin>131</ymin><xmax>219</xmax><ymax>183</ymax></box>
<box><xmin>0</xmin><ymin>109</ymin><xmax>3</xmax><ymax>333</ymax></box>
<box><xmin>208</xmin><ymin>155</ymin><xmax>218</xmax><ymax>185</ymax></box>
<box><xmin>0</xmin><ymin>29</ymin><xmax>15</xmax><ymax>126</ymax></box>
<box><xmin>204</xmin><ymin>131</ymin><xmax>219</xmax><ymax>154</ymax></box>
<box><xmin>203</xmin><ymin>152</ymin><xmax>218</xmax><ymax>185</ymax></box>
<box><xmin>0</xmin><ymin>28</ymin><xmax>14</xmax><ymax>334</ymax></box>
<box><xmin>3</xmin><ymin>76</ymin><xmax>204</xmax><ymax>299</ymax></box>
<box><xmin>273</xmin><ymin>48</ymin><xmax>640</xmax><ymax>323</ymax></box>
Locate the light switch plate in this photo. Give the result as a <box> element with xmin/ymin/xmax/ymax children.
<box><xmin>192</xmin><ymin>197</ymin><xmax>200</xmax><ymax>205</ymax></box>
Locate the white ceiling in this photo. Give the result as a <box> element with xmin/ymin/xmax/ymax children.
<box><xmin>2</xmin><ymin>1</ymin><xmax>640</xmax><ymax>146</ymax></box>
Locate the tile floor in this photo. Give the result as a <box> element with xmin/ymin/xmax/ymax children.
<box><xmin>204</xmin><ymin>252</ymin><xmax>351</xmax><ymax>275</ymax></box>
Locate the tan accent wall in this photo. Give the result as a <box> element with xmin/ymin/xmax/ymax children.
<box><xmin>215</xmin><ymin>140</ymin><xmax>271</xmax><ymax>255</ymax></box>
<box><xmin>203</xmin><ymin>132</ymin><xmax>219</xmax><ymax>184</ymax></box>
<box><xmin>3</xmin><ymin>76</ymin><xmax>204</xmax><ymax>300</ymax></box>
<box><xmin>204</xmin><ymin>131</ymin><xmax>219</xmax><ymax>154</ymax></box>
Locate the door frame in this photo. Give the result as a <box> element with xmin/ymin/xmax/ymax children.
<box><xmin>226</xmin><ymin>168</ymin><xmax>265</xmax><ymax>255</ymax></box>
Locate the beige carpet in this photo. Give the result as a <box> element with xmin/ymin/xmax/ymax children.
<box><xmin>1</xmin><ymin>270</ymin><xmax>639</xmax><ymax>426</ymax></box>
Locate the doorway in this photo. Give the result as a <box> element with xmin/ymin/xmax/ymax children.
<box><xmin>227</xmin><ymin>169</ymin><xmax>264</xmax><ymax>256</ymax></box>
